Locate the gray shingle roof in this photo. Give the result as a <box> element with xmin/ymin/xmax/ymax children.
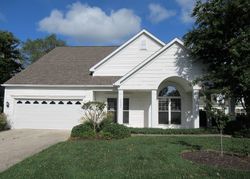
<box><xmin>4</xmin><ymin>46</ymin><xmax>120</xmax><ymax>85</ymax></box>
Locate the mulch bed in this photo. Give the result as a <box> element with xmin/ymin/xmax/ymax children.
<box><xmin>181</xmin><ymin>150</ymin><xmax>250</xmax><ymax>171</ymax></box>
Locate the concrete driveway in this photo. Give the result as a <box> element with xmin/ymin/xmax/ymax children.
<box><xmin>0</xmin><ymin>129</ymin><xmax>70</xmax><ymax>172</ymax></box>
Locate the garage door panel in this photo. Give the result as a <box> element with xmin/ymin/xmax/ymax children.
<box><xmin>13</xmin><ymin>99</ymin><xmax>83</xmax><ymax>129</ymax></box>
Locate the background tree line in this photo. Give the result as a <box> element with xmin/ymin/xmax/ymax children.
<box><xmin>0</xmin><ymin>31</ymin><xmax>66</xmax><ymax>111</ymax></box>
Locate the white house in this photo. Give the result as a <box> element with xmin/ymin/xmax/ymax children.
<box><xmin>2</xmin><ymin>30</ymin><xmax>203</xmax><ymax>130</ymax></box>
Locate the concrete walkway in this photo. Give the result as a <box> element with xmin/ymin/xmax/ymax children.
<box><xmin>0</xmin><ymin>129</ymin><xmax>70</xmax><ymax>172</ymax></box>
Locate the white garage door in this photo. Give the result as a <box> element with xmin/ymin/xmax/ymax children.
<box><xmin>13</xmin><ymin>99</ymin><xmax>83</xmax><ymax>129</ymax></box>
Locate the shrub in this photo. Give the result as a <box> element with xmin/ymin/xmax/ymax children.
<box><xmin>128</xmin><ymin>127</ymin><xmax>219</xmax><ymax>135</ymax></box>
<box><xmin>71</xmin><ymin>123</ymin><xmax>95</xmax><ymax>138</ymax></box>
<box><xmin>224</xmin><ymin>115</ymin><xmax>249</xmax><ymax>135</ymax></box>
<box><xmin>98</xmin><ymin>113</ymin><xmax>114</xmax><ymax>131</ymax></box>
<box><xmin>98</xmin><ymin>131</ymin><xmax>113</xmax><ymax>139</ymax></box>
<box><xmin>233</xmin><ymin>129</ymin><xmax>250</xmax><ymax>138</ymax></box>
<box><xmin>81</xmin><ymin>101</ymin><xmax>106</xmax><ymax>133</ymax></box>
<box><xmin>102</xmin><ymin>123</ymin><xmax>131</xmax><ymax>139</ymax></box>
<box><xmin>0</xmin><ymin>113</ymin><xmax>7</xmax><ymax>131</ymax></box>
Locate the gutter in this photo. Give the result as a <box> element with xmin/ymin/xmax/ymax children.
<box><xmin>1</xmin><ymin>84</ymin><xmax>114</xmax><ymax>88</ymax></box>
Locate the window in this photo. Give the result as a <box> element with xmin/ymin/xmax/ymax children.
<box><xmin>158</xmin><ymin>98</ymin><xmax>169</xmax><ymax>124</ymax></box>
<box><xmin>50</xmin><ymin>101</ymin><xmax>56</xmax><ymax>104</ymax></box>
<box><xmin>75</xmin><ymin>101</ymin><xmax>81</xmax><ymax>105</ymax></box>
<box><xmin>107</xmin><ymin>98</ymin><xmax>129</xmax><ymax>124</ymax></box>
<box><xmin>33</xmin><ymin>101</ymin><xmax>39</xmax><ymax>104</ymax></box>
<box><xmin>123</xmin><ymin>98</ymin><xmax>129</xmax><ymax>124</ymax></box>
<box><xmin>107</xmin><ymin>98</ymin><xmax>117</xmax><ymax>123</ymax></box>
<box><xmin>25</xmin><ymin>101</ymin><xmax>30</xmax><ymax>104</ymax></box>
<box><xmin>58</xmin><ymin>101</ymin><xmax>64</xmax><ymax>104</ymax></box>
<box><xmin>67</xmin><ymin>101</ymin><xmax>72</xmax><ymax>105</ymax></box>
<box><xmin>17</xmin><ymin>101</ymin><xmax>22</xmax><ymax>104</ymax></box>
<box><xmin>41</xmin><ymin>101</ymin><xmax>47</xmax><ymax>104</ymax></box>
<box><xmin>158</xmin><ymin>86</ymin><xmax>181</xmax><ymax>125</ymax></box>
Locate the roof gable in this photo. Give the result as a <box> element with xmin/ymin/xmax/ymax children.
<box><xmin>114</xmin><ymin>38</ymin><xmax>186</xmax><ymax>86</ymax></box>
<box><xmin>89</xmin><ymin>29</ymin><xmax>165</xmax><ymax>73</ymax></box>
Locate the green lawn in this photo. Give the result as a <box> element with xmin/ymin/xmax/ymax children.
<box><xmin>0</xmin><ymin>136</ymin><xmax>250</xmax><ymax>179</ymax></box>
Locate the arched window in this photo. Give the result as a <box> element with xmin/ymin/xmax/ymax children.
<box><xmin>159</xmin><ymin>86</ymin><xmax>180</xmax><ymax>97</ymax></box>
<box><xmin>158</xmin><ymin>86</ymin><xmax>181</xmax><ymax>125</ymax></box>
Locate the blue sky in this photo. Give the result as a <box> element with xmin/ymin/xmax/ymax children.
<box><xmin>0</xmin><ymin>0</ymin><xmax>195</xmax><ymax>46</ymax></box>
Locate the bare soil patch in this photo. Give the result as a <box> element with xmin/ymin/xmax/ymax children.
<box><xmin>182</xmin><ymin>150</ymin><xmax>250</xmax><ymax>171</ymax></box>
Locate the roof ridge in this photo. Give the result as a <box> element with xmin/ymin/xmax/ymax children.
<box><xmin>56</xmin><ymin>46</ymin><xmax>119</xmax><ymax>48</ymax></box>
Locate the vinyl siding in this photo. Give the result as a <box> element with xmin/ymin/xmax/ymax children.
<box><xmin>93</xmin><ymin>34</ymin><xmax>162</xmax><ymax>76</ymax></box>
<box><xmin>120</xmin><ymin>43</ymin><xmax>203</xmax><ymax>90</ymax></box>
<box><xmin>94</xmin><ymin>91</ymin><xmax>150</xmax><ymax>128</ymax></box>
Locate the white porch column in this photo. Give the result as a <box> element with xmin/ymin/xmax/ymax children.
<box><xmin>192</xmin><ymin>87</ymin><xmax>200</xmax><ymax>128</ymax></box>
<box><xmin>117</xmin><ymin>89</ymin><xmax>124</xmax><ymax>124</ymax></box>
<box><xmin>151</xmin><ymin>90</ymin><xmax>158</xmax><ymax>128</ymax></box>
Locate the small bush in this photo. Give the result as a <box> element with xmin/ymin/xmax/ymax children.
<box><xmin>71</xmin><ymin>123</ymin><xmax>95</xmax><ymax>138</ymax></box>
<box><xmin>98</xmin><ymin>131</ymin><xmax>113</xmax><ymax>139</ymax></box>
<box><xmin>0</xmin><ymin>113</ymin><xmax>7</xmax><ymax>131</ymax></box>
<box><xmin>233</xmin><ymin>129</ymin><xmax>250</xmax><ymax>138</ymax></box>
<box><xmin>129</xmin><ymin>127</ymin><xmax>219</xmax><ymax>135</ymax></box>
<box><xmin>224</xmin><ymin>115</ymin><xmax>249</xmax><ymax>135</ymax></box>
<box><xmin>98</xmin><ymin>114</ymin><xmax>114</xmax><ymax>131</ymax></box>
<box><xmin>102</xmin><ymin>123</ymin><xmax>131</xmax><ymax>139</ymax></box>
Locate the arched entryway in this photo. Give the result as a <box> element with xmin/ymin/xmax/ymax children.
<box><xmin>158</xmin><ymin>85</ymin><xmax>181</xmax><ymax>125</ymax></box>
<box><xmin>152</xmin><ymin>76</ymin><xmax>196</xmax><ymax>128</ymax></box>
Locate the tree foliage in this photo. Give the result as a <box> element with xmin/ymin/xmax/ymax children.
<box><xmin>21</xmin><ymin>34</ymin><xmax>66</xmax><ymax>64</ymax></box>
<box><xmin>0</xmin><ymin>30</ymin><xmax>23</xmax><ymax>84</ymax></box>
<box><xmin>0</xmin><ymin>30</ymin><xmax>23</xmax><ymax>112</ymax></box>
<box><xmin>184</xmin><ymin>0</ymin><xmax>250</xmax><ymax>118</ymax></box>
<box><xmin>81</xmin><ymin>101</ymin><xmax>106</xmax><ymax>133</ymax></box>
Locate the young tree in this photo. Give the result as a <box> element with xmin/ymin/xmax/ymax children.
<box><xmin>202</xmin><ymin>89</ymin><xmax>229</xmax><ymax>156</ymax></box>
<box><xmin>184</xmin><ymin>0</ymin><xmax>250</xmax><ymax>118</ymax></box>
<box><xmin>21</xmin><ymin>34</ymin><xmax>66</xmax><ymax>64</ymax></box>
<box><xmin>82</xmin><ymin>101</ymin><xmax>106</xmax><ymax>133</ymax></box>
<box><xmin>210</xmin><ymin>102</ymin><xmax>229</xmax><ymax>157</ymax></box>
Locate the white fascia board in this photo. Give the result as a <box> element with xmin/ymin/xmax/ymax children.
<box><xmin>1</xmin><ymin>84</ymin><xmax>114</xmax><ymax>88</ymax></box>
<box><xmin>11</xmin><ymin>95</ymin><xmax>87</xmax><ymax>100</ymax></box>
<box><xmin>114</xmin><ymin>38</ymin><xmax>185</xmax><ymax>86</ymax></box>
<box><xmin>89</xmin><ymin>29</ymin><xmax>165</xmax><ymax>73</ymax></box>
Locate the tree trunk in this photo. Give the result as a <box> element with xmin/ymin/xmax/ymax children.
<box><xmin>205</xmin><ymin>93</ymin><xmax>212</xmax><ymax>127</ymax></box>
<box><xmin>229</xmin><ymin>97</ymin><xmax>236</xmax><ymax>120</ymax></box>
<box><xmin>220</xmin><ymin>129</ymin><xmax>223</xmax><ymax>157</ymax></box>
<box><xmin>245</xmin><ymin>95</ymin><xmax>250</xmax><ymax>120</ymax></box>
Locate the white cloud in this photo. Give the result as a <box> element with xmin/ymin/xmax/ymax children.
<box><xmin>148</xmin><ymin>3</ymin><xmax>176</xmax><ymax>24</ymax></box>
<box><xmin>38</xmin><ymin>2</ymin><xmax>141</xmax><ymax>43</ymax></box>
<box><xmin>176</xmin><ymin>0</ymin><xmax>195</xmax><ymax>23</ymax></box>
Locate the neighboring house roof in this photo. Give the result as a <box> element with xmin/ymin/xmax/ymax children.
<box><xmin>114</xmin><ymin>38</ymin><xmax>185</xmax><ymax>86</ymax></box>
<box><xmin>89</xmin><ymin>29</ymin><xmax>165</xmax><ymax>72</ymax></box>
<box><xmin>4</xmin><ymin>46</ymin><xmax>120</xmax><ymax>86</ymax></box>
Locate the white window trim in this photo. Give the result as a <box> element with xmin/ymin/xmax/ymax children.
<box><xmin>158</xmin><ymin>96</ymin><xmax>181</xmax><ymax>125</ymax></box>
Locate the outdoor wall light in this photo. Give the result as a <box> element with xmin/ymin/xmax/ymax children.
<box><xmin>6</xmin><ymin>102</ymin><xmax>9</xmax><ymax>108</ymax></box>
